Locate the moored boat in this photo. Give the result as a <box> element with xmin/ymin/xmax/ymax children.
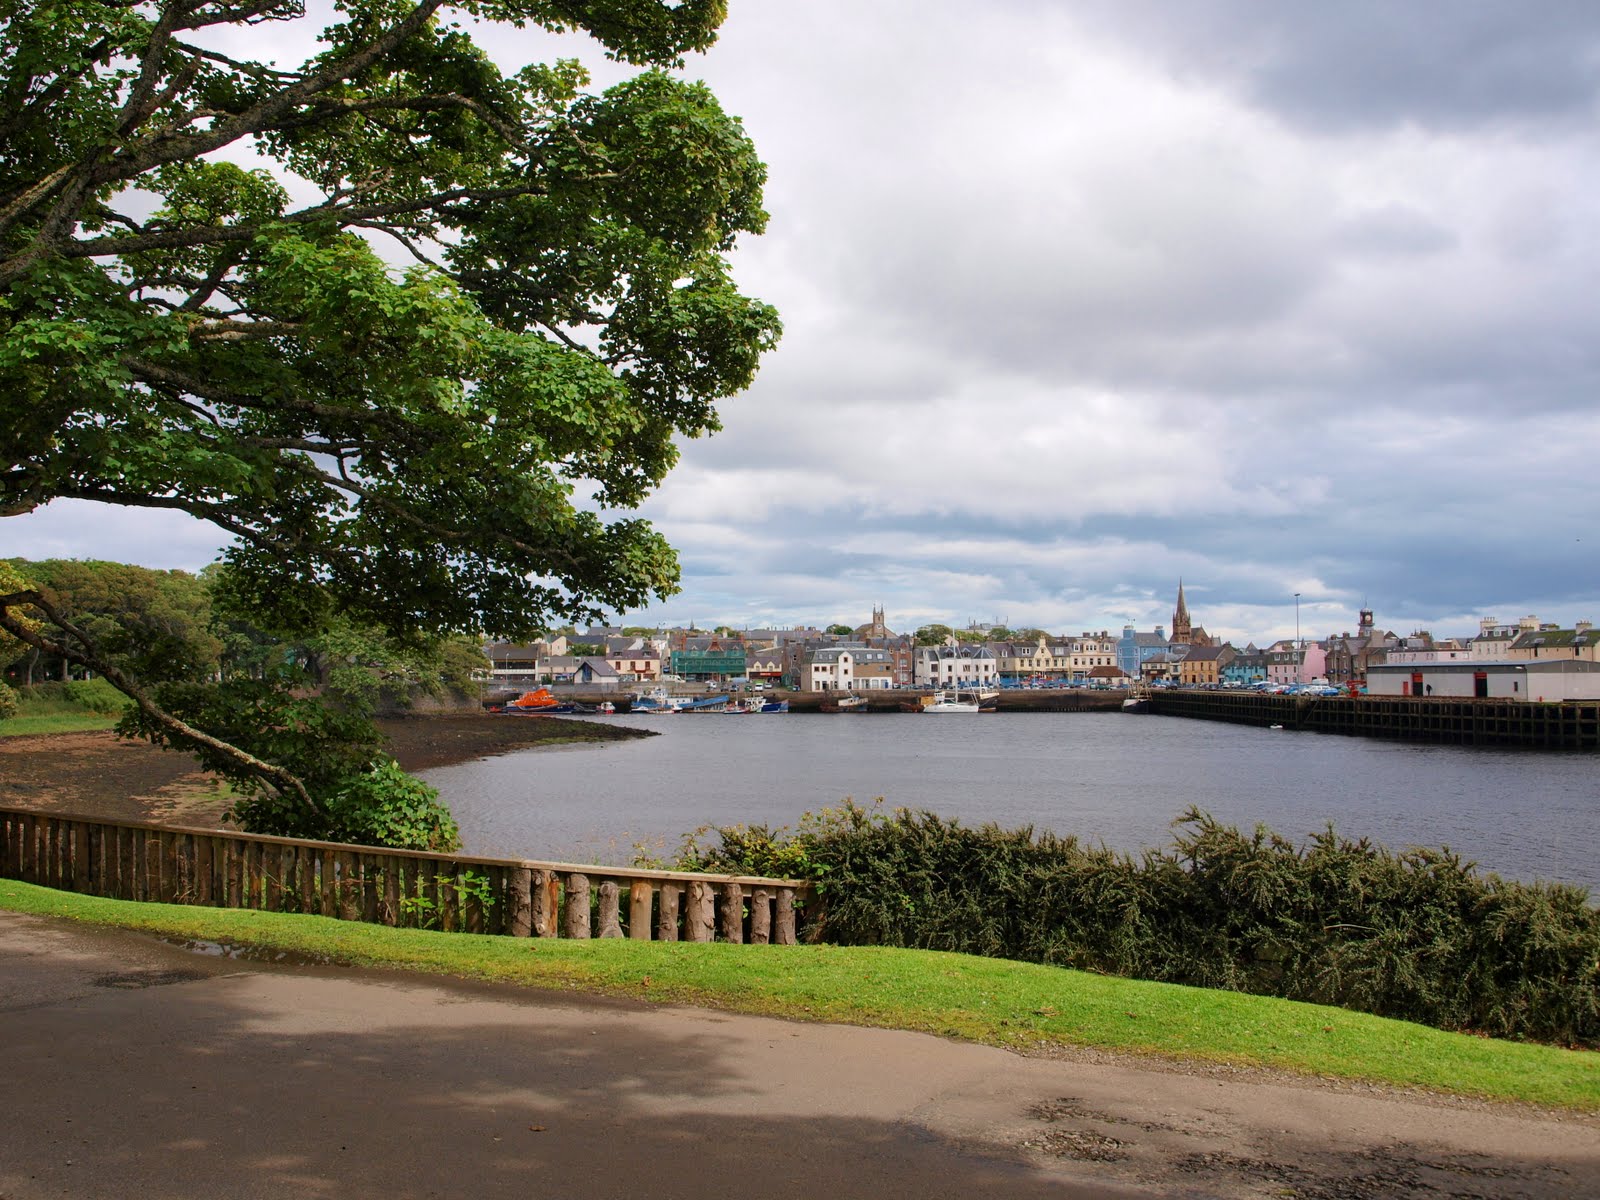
<box><xmin>915</xmin><ymin>689</ymin><xmax>985</xmax><ymax>713</ymax></box>
<box><xmin>503</xmin><ymin>686</ymin><xmax>575</xmax><ymax>715</ymax></box>
<box><xmin>821</xmin><ymin>693</ymin><xmax>868</xmax><ymax>713</ymax></box>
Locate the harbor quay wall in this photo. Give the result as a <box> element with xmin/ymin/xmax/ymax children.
<box><xmin>553</xmin><ymin>687</ymin><xmax>1129</xmax><ymax>713</ymax></box>
<box><xmin>0</xmin><ymin>807</ymin><xmax>814</xmax><ymax>946</ymax></box>
<box><xmin>541</xmin><ymin>684</ymin><xmax>1598</xmax><ymax>747</ymax></box>
<box><xmin>1146</xmin><ymin>690</ymin><xmax>1600</xmax><ymax>750</ymax></box>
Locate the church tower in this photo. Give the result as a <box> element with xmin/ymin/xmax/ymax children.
<box><xmin>1171</xmin><ymin>581</ymin><xmax>1192</xmax><ymax>645</ymax></box>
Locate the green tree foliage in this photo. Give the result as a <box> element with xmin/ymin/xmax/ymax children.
<box><xmin>4</xmin><ymin>558</ymin><xmax>220</xmax><ymax>684</ymax></box>
<box><xmin>825</xmin><ymin>623</ymin><xmax>853</xmax><ymax>637</ymax></box>
<box><xmin>0</xmin><ymin>1</ymin><xmax>777</xmax><ymax>835</ymax></box>
<box><xmin>914</xmin><ymin>624</ymin><xmax>953</xmax><ymax>646</ymax></box>
<box><xmin>684</xmin><ymin>804</ymin><xmax>1600</xmax><ymax>1047</ymax></box>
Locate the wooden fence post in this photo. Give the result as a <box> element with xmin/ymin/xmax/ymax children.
<box><xmin>629</xmin><ymin>881</ymin><xmax>653</xmax><ymax>940</ymax></box>
<box><xmin>775</xmin><ymin>888</ymin><xmax>797</xmax><ymax>945</ymax></box>
<box><xmin>507</xmin><ymin>867</ymin><xmax>533</xmax><ymax>937</ymax></box>
<box><xmin>718</xmin><ymin>883</ymin><xmax>744</xmax><ymax>944</ymax></box>
<box><xmin>684</xmin><ymin>880</ymin><xmax>714</xmax><ymax>942</ymax></box>
<box><xmin>564</xmin><ymin>872</ymin><xmax>591</xmax><ymax>938</ymax></box>
<box><xmin>597</xmin><ymin>880</ymin><xmax>622</xmax><ymax>938</ymax></box>
<box><xmin>530</xmin><ymin>868</ymin><xmax>555</xmax><ymax>936</ymax></box>
<box><xmin>657</xmin><ymin>882</ymin><xmax>682</xmax><ymax>942</ymax></box>
<box><xmin>750</xmin><ymin>886</ymin><xmax>771</xmax><ymax>945</ymax></box>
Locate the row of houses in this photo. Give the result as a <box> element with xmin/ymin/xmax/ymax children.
<box><xmin>482</xmin><ymin>600</ymin><xmax>1600</xmax><ymax>701</ymax></box>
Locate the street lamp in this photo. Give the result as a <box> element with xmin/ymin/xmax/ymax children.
<box><xmin>1294</xmin><ymin>592</ymin><xmax>1302</xmax><ymax>683</ymax></box>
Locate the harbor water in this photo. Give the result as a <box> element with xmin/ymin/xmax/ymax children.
<box><xmin>420</xmin><ymin>712</ymin><xmax>1600</xmax><ymax>892</ymax></box>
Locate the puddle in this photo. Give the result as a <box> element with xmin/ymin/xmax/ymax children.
<box><xmin>90</xmin><ymin>969</ymin><xmax>207</xmax><ymax>989</ymax></box>
<box><xmin>160</xmin><ymin>937</ymin><xmax>339</xmax><ymax>968</ymax></box>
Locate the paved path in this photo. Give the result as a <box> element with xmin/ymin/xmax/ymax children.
<box><xmin>2</xmin><ymin>911</ymin><xmax>1595</xmax><ymax>1198</ymax></box>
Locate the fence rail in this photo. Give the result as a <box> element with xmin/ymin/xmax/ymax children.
<box><xmin>0</xmin><ymin>807</ymin><xmax>813</xmax><ymax>945</ymax></box>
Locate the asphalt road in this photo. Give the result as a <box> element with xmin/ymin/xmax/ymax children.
<box><xmin>2</xmin><ymin>911</ymin><xmax>1595</xmax><ymax>1199</ymax></box>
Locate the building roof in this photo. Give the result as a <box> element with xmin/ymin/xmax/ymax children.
<box><xmin>1511</xmin><ymin>628</ymin><xmax>1598</xmax><ymax>651</ymax></box>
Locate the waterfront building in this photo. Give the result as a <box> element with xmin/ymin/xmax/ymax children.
<box><xmin>801</xmin><ymin>644</ymin><xmax>894</xmax><ymax>692</ymax></box>
<box><xmin>1507</xmin><ymin>623</ymin><xmax>1600</xmax><ymax>663</ymax></box>
<box><xmin>670</xmin><ymin>638</ymin><xmax>746</xmax><ymax>683</ymax></box>
<box><xmin>745</xmin><ymin>648</ymin><xmax>784</xmax><ymax>687</ymax></box>
<box><xmin>1222</xmin><ymin>645</ymin><xmax>1267</xmax><ymax>686</ymax></box>
<box><xmin>1139</xmin><ymin>650</ymin><xmax>1180</xmax><ymax>682</ymax></box>
<box><xmin>1368</xmin><ymin>658</ymin><xmax>1600</xmax><ymax>701</ymax></box>
<box><xmin>1322</xmin><ymin>610</ymin><xmax>1397</xmax><ymax>686</ymax></box>
<box><xmin>1177</xmin><ymin>643</ymin><xmax>1235</xmax><ymax>686</ymax></box>
<box><xmin>1264</xmin><ymin>639</ymin><xmax>1328</xmax><ymax>685</ymax></box>
<box><xmin>1383</xmin><ymin>634</ymin><xmax>1474</xmax><ymax>665</ymax></box>
<box><xmin>1118</xmin><ymin>624</ymin><xmax>1170</xmax><ymax>678</ymax></box>
<box><xmin>603</xmin><ymin>638</ymin><xmax>661</xmax><ymax>682</ymax></box>
<box><xmin>989</xmin><ymin>635</ymin><xmax>1070</xmax><ymax>684</ymax></box>
<box><xmin>1473</xmin><ymin>616</ymin><xmax>1539</xmax><ymax>660</ymax></box>
<box><xmin>1066</xmin><ymin>632</ymin><xmax>1118</xmax><ymax>681</ymax></box>
<box><xmin>913</xmin><ymin>643</ymin><xmax>998</xmax><ymax>688</ymax></box>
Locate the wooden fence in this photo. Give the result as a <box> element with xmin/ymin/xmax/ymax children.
<box><xmin>0</xmin><ymin>807</ymin><xmax>814</xmax><ymax>945</ymax></box>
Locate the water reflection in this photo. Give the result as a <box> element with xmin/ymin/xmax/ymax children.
<box><xmin>419</xmin><ymin>713</ymin><xmax>1597</xmax><ymax>891</ymax></box>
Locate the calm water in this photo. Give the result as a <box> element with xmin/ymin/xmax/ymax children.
<box><xmin>419</xmin><ymin>712</ymin><xmax>1600</xmax><ymax>891</ymax></box>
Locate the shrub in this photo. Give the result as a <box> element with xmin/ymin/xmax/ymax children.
<box><xmin>62</xmin><ymin>677</ymin><xmax>131</xmax><ymax>715</ymax></box>
<box><xmin>681</xmin><ymin>802</ymin><xmax>1600</xmax><ymax>1047</ymax></box>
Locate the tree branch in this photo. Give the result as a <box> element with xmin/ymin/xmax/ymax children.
<box><xmin>0</xmin><ymin>589</ymin><xmax>322</xmax><ymax>816</ymax></box>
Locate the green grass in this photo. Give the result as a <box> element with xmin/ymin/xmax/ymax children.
<box><xmin>2</xmin><ymin>687</ymin><xmax>123</xmax><ymax>736</ymax></box>
<box><xmin>0</xmin><ymin>711</ymin><xmax>120</xmax><ymax>736</ymax></box>
<box><xmin>4</xmin><ymin>880</ymin><xmax>1596</xmax><ymax>1111</ymax></box>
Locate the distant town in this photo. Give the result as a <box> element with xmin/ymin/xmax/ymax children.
<box><xmin>486</xmin><ymin>585</ymin><xmax>1600</xmax><ymax>704</ymax></box>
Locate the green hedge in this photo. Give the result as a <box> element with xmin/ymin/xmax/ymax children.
<box><xmin>679</xmin><ymin>803</ymin><xmax>1600</xmax><ymax>1047</ymax></box>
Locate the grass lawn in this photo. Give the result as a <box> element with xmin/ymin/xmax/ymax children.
<box><xmin>3</xmin><ymin>878</ymin><xmax>1596</xmax><ymax>1112</ymax></box>
<box><xmin>0</xmin><ymin>712</ymin><xmax>120</xmax><ymax>736</ymax></box>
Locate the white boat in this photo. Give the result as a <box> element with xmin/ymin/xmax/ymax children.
<box><xmin>921</xmin><ymin>689</ymin><xmax>984</xmax><ymax>713</ymax></box>
<box><xmin>1121</xmin><ymin>684</ymin><xmax>1152</xmax><ymax>713</ymax></box>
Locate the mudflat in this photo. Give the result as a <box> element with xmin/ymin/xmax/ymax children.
<box><xmin>0</xmin><ymin>714</ymin><xmax>649</xmax><ymax>827</ymax></box>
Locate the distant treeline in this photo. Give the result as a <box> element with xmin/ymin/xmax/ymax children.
<box><xmin>1</xmin><ymin>558</ymin><xmax>483</xmax><ymax>704</ymax></box>
<box><xmin>679</xmin><ymin>804</ymin><xmax>1600</xmax><ymax>1048</ymax></box>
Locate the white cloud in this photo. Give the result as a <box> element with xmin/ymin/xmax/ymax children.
<box><xmin>14</xmin><ymin>1</ymin><xmax>1600</xmax><ymax>641</ymax></box>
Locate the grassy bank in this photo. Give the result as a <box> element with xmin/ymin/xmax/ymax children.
<box><xmin>2</xmin><ymin>681</ymin><xmax>122</xmax><ymax>737</ymax></box>
<box><xmin>3</xmin><ymin>878</ymin><xmax>1595</xmax><ymax>1111</ymax></box>
<box><xmin>0</xmin><ymin>711</ymin><xmax>120</xmax><ymax>736</ymax></box>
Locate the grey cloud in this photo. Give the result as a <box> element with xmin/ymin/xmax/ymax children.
<box><xmin>1079</xmin><ymin>1</ymin><xmax>1600</xmax><ymax>132</ymax></box>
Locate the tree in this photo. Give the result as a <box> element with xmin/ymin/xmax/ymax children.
<box><xmin>0</xmin><ymin>0</ymin><xmax>779</xmax><ymax>839</ymax></box>
<box><xmin>915</xmin><ymin>624</ymin><xmax>953</xmax><ymax>647</ymax></box>
<box><xmin>6</xmin><ymin>558</ymin><xmax>221</xmax><ymax>684</ymax></box>
<box><xmin>825</xmin><ymin>623</ymin><xmax>853</xmax><ymax>637</ymax></box>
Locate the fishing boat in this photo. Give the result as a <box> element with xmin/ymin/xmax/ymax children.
<box><xmin>630</xmin><ymin>686</ymin><xmax>690</xmax><ymax>714</ymax></box>
<box><xmin>1121</xmin><ymin>684</ymin><xmax>1152</xmax><ymax>713</ymax></box>
<box><xmin>820</xmin><ymin>693</ymin><xmax>868</xmax><ymax>713</ymax></box>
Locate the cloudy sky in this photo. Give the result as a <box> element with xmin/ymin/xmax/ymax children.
<box><xmin>9</xmin><ymin>2</ymin><xmax>1600</xmax><ymax>644</ymax></box>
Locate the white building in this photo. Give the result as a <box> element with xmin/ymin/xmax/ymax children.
<box><xmin>913</xmin><ymin>644</ymin><xmax>998</xmax><ymax>688</ymax></box>
<box><xmin>1472</xmin><ymin>616</ymin><xmax>1539</xmax><ymax>661</ymax></box>
<box><xmin>1367</xmin><ymin>659</ymin><xmax>1600</xmax><ymax>701</ymax></box>
<box><xmin>802</xmin><ymin>646</ymin><xmax>895</xmax><ymax>692</ymax></box>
